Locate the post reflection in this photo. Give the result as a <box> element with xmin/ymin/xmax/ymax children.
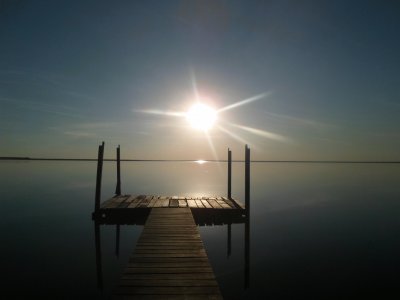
<box><xmin>115</xmin><ymin>224</ymin><xmax>120</xmax><ymax>257</ymax></box>
<box><xmin>227</xmin><ymin>223</ymin><xmax>232</xmax><ymax>257</ymax></box>
<box><xmin>244</xmin><ymin>212</ymin><xmax>250</xmax><ymax>289</ymax></box>
<box><xmin>94</xmin><ymin>220</ymin><xmax>103</xmax><ymax>291</ymax></box>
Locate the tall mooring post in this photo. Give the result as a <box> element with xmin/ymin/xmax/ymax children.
<box><xmin>228</xmin><ymin>148</ymin><xmax>232</xmax><ymax>199</ymax></box>
<box><xmin>94</xmin><ymin>141</ymin><xmax>105</xmax><ymax>213</ymax></box>
<box><xmin>245</xmin><ymin>144</ymin><xmax>250</xmax><ymax>216</ymax></box>
<box><xmin>115</xmin><ymin>145</ymin><xmax>121</xmax><ymax>195</ymax></box>
<box><xmin>244</xmin><ymin>144</ymin><xmax>251</xmax><ymax>288</ymax></box>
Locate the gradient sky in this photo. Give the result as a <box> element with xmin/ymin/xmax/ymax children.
<box><xmin>1</xmin><ymin>0</ymin><xmax>399</xmax><ymax>160</ymax></box>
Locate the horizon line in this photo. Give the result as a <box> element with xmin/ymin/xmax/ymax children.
<box><xmin>1</xmin><ymin>157</ymin><xmax>399</xmax><ymax>163</ymax></box>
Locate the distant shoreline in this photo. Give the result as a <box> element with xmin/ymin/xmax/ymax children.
<box><xmin>0</xmin><ymin>157</ymin><xmax>399</xmax><ymax>163</ymax></box>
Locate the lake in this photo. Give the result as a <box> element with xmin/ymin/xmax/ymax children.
<box><xmin>1</xmin><ymin>160</ymin><xmax>399</xmax><ymax>299</ymax></box>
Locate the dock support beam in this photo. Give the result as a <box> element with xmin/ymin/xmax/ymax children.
<box><xmin>115</xmin><ymin>145</ymin><xmax>121</xmax><ymax>195</ymax></box>
<box><xmin>245</xmin><ymin>144</ymin><xmax>250</xmax><ymax>216</ymax></box>
<box><xmin>228</xmin><ymin>148</ymin><xmax>232</xmax><ymax>199</ymax></box>
<box><xmin>94</xmin><ymin>142</ymin><xmax>105</xmax><ymax>213</ymax></box>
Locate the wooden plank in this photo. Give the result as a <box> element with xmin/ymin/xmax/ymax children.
<box><xmin>129</xmin><ymin>257</ymin><xmax>209</xmax><ymax>263</ymax></box>
<box><xmin>216</xmin><ymin>199</ymin><xmax>232</xmax><ymax>209</ymax></box>
<box><xmin>128</xmin><ymin>198</ymin><xmax>142</xmax><ymax>208</ymax></box>
<box><xmin>226</xmin><ymin>197</ymin><xmax>246</xmax><ymax>210</ymax></box>
<box><xmin>125</xmin><ymin>195</ymin><xmax>138</xmax><ymax>203</ymax></box>
<box><xmin>100</xmin><ymin>196</ymin><xmax>117</xmax><ymax>208</ymax></box>
<box><xmin>169</xmin><ymin>199</ymin><xmax>179</xmax><ymax>207</ymax></box>
<box><xmin>122</xmin><ymin>273</ymin><xmax>216</xmax><ymax>280</ymax></box>
<box><xmin>113</xmin><ymin>295</ymin><xmax>222</xmax><ymax>300</ymax></box>
<box><xmin>187</xmin><ymin>200</ymin><xmax>197</xmax><ymax>208</ymax></box>
<box><xmin>124</xmin><ymin>267</ymin><xmax>212</xmax><ymax>273</ymax></box>
<box><xmin>207</xmin><ymin>199</ymin><xmax>222</xmax><ymax>209</ymax></box>
<box><xmin>148</xmin><ymin>197</ymin><xmax>158</xmax><ymax>208</ymax></box>
<box><xmin>119</xmin><ymin>279</ymin><xmax>218</xmax><ymax>287</ymax></box>
<box><xmin>115</xmin><ymin>286</ymin><xmax>221</xmax><ymax>295</ymax></box>
<box><xmin>195</xmin><ymin>200</ymin><xmax>204</xmax><ymax>208</ymax></box>
<box><xmin>201</xmin><ymin>200</ymin><xmax>212</xmax><ymax>208</ymax></box>
<box><xmin>178</xmin><ymin>200</ymin><xmax>187</xmax><ymax>207</ymax></box>
<box><xmin>127</xmin><ymin>261</ymin><xmax>210</xmax><ymax>267</ymax></box>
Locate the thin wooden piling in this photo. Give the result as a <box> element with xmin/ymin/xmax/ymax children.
<box><xmin>115</xmin><ymin>145</ymin><xmax>121</xmax><ymax>195</ymax></box>
<box><xmin>228</xmin><ymin>148</ymin><xmax>232</xmax><ymax>199</ymax></box>
<box><xmin>245</xmin><ymin>144</ymin><xmax>250</xmax><ymax>216</ymax></box>
<box><xmin>95</xmin><ymin>142</ymin><xmax>105</xmax><ymax>213</ymax></box>
<box><xmin>244</xmin><ymin>145</ymin><xmax>250</xmax><ymax>288</ymax></box>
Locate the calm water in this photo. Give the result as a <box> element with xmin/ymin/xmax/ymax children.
<box><xmin>1</xmin><ymin>160</ymin><xmax>399</xmax><ymax>299</ymax></box>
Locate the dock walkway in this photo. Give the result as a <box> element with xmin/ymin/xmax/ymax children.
<box><xmin>113</xmin><ymin>207</ymin><xmax>222</xmax><ymax>299</ymax></box>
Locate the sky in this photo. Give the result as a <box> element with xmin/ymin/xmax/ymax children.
<box><xmin>1</xmin><ymin>0</ymin><xmax>399</xmax><ymax>160</ymax></box>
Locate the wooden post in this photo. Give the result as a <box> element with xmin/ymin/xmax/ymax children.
<box><xmin>245</xmin><ymin>144</ymin><xmax>250</xmax><ymax>216</ymax></box>
<box><xmin>244</xmin><ymin>144</ymin><xmax>250</xmax><ymax>288</ymax></box>
<box><xmin>115</xmin><ymin>145</ymin><xmax>121</xmax><ymax>195</ymax></box>
<box><xmin>228</xmin><ymin>148</ymin><xmax>232</xmax><ymax>199</ymax></box>
<box><xmin>94</xmin><ymin>141</ymin><xmax>105</xmax><ymax>213</ymax></box>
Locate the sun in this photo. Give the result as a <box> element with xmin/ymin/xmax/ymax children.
<box><xmin>186</xmin><ymin>103</ymin><xmax>217</xmax><ymax>131</ymax></box>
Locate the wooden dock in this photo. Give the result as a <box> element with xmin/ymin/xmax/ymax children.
<box><xmin>93</xmin><ymin>195</ymin><xmax>246</xmax><ymax>299</ymax></box>
<box><xmin>92</xmin><ymin>143</ymin><xmax>251</xmax><ymax>299</ymax></box>
<box><xmin>113</xmin><ymin>207</ymin><xmax>223</xmax><ymax>299</ymax></box>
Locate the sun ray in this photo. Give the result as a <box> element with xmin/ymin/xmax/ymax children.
<box><xmin>190</xmin><ymin>69</ymin><xmax>200</xmax><ymax>102</ymax></box>
<box><xmin>217</xmin><ymin>125</ymin><xmax>250</xmax><ymax>146</ymax></box>
<box><xmin>134</xmin><ymin>109</ymin><xmax>185</xmax><ymax>117</ymax></box>
<box><xmin>217</xmin><ymin>92</ymin><xmax>272</xmax><ymax>113</ymax></box>
<box><xmin>205</xmin><ymin>131</ymin><xmax>223</xmax><ymax>173</ymax></box>
<box><xmin>227</xmin><ymin>122</ymin><xmax>289</xmax><ymax>142</ymax></box>
<box><xmin>205</xmin><ymin>131</ymin><xmax>219</xmax><ymax>161</ymax></box>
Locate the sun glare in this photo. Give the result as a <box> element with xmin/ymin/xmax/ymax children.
<box><xmin>186</xmin><ymin>103</ymin><xmax>217</xmax><ymax>131</ymax></box>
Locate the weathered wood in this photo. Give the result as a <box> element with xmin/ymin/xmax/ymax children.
<box><xmin>94</xmin><ymin>142</ymin><xmax>104</xmax><ymax>212</ymax></box>
<box><xmin>187</xmin><ymin>199</ymin><xmax>197</xmax><ymax>208</ymax></box>
<box><xmin>228</xmin><ymin>148</ymin><xmax>232</xmax><ymax>199</ymax></box>
<box><xmin>245</xmin><ymin>144</ymin><xmax>250</xmax><ymax>216</ymax></box>
<box><xmin>169</xmin><ymin>199</ymin><xmax>179</xmax><ymax>207</ymax></box>
<box><xmin>119</xmin><ymin>279</ymin><xmax>218</xmax><ymax>287</ymax></box>
<box><xmin>207</xmin><ymin>199</ymin><xmax>222</xmax><ymax>209</ymax></box>
<box><xmin>178</xmin><ymin>199</ymin><xmax>187</xmax><ymax>207</ymax></box>
<box><xmin>114</xmin><ymin>208</ymin><xmax>222</xmax><ymax>299</ymax></box>
<box><xmin>115</xmin><ymin>145</ymin><xmax>121</xmax><ymax>195</ymax></box>
<box><xmin>201</xmin><ymin>200</ymin><xmax>212</xmax><ymax>208</ymax></box>
<box><xmin>115</xmin><ymin>286</ymin><xmax>221</xmax><ymax>295</ymax></box>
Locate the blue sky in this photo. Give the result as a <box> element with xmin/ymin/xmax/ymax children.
<box><xmin>1</xmin><ymin>0</ymin><xmax>399</xmax><ymax>160</ymax></box>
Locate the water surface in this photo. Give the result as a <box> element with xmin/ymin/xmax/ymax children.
<box><xmin>1</xmin><ymin>161</ymin><xmax>399</xmax><ymax>298</ymax></box>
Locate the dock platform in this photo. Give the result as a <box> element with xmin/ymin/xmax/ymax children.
<box><xmin>94</xmin><ymin>194</ymin><xmax>246</xmax><ymax>225</ymax></box>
